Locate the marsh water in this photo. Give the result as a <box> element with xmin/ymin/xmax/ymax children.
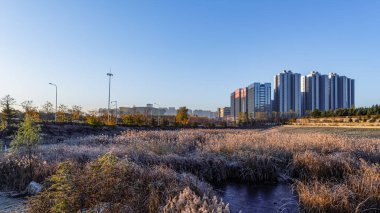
<box><xmin>0</xmin><ymin>184</ymin><xmax>299</xmax><ymax>213</ymax></box>
<box><xmin>216</xmin><ymin>183</ymin><xmax>299</xmax><ymax>213</ymax></box>
<box><xmin>0</xmin><ymin>193</ymin><xmax>26</xmax><ymax>213</ymax></box>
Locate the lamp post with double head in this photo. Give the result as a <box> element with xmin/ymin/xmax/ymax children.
<box><xmin>106</xmin><ymin>72</ymin><xmax>113</xmax><ymax>124</ymax></box>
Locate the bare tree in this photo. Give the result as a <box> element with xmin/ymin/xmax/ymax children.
<box><xmin>42</xmin><ymin>101</ymin><xmax>54</xmax><ymax>114</ymax></box>
<box><xmin>40</xmin><ymin>101</ymin><xmax>54</xmax><ymax>121</ymax></box>
<box><xmin>57</xmin><ymin>104</ymin><xmax>68</xmax><ymax>122</ymax></box>
<box><xmin>70</xmin><ymin>105</ymin><xmax>82</xmax><ymax>121</ymax></box>
<box><xmin>21</xmin><ymin>100</ymin><xmax>34</xmax><ymax>112</ymax></box>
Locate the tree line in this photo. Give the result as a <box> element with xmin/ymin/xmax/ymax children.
<box><xmin>307</xmin><ymin>105</ymin><xmax>380</xmax><ymax>118</ymax></box>
<box><xmin>0</xmin><ymin>94</ymin><xmax>84</xmax><ymax>126</ymax></box>
<box><xmin>0</xmin><ymin>95</ymin><xmax>223</xmax><ymax>129</ymax></box>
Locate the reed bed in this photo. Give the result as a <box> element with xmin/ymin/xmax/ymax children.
<box><xmin>1</xmin><ymin>127</ymin><xmax>380</xmax><ymax>212</ymax></box>
<box><xmin>27</xmin><ymin>153</ymin><xmax>217</xmax><ymax>213</ymax></box>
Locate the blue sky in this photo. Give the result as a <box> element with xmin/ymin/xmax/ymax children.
<box><xmin>1</xmin><ymin>0</ymin><xmax>379</xmax><ymax>111</ymax></box>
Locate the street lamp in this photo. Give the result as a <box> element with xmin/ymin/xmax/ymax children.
<box><xmin>111</xmin><ymin>100</ymin><xmax>118</xmax><ymax>124</ymax></box>
<box><xmin>107</xmin><ymin>71</ymin><xmax>113</xmax><ymax>124</ymax></box>
<box><xmin>154</xmin><ymin>103</ymin><xmax>161</xmax><ymax>126</ymax></box>
<box><xmin>49</xmin><ymin>83</ymin><xmax>57</xmax><ymax>122</ymax></box>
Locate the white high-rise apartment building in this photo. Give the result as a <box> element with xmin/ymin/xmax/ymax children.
<box><xmin>301</xmin><ymin>71</ymin><xmax>330</xmax><ymax>115</ymax></box>
<box><xmin>329</xmin><ymin>73</ymin><xmax>355</xmax><ymax>110</ymax></box>
<box><xmin>302</xmin><ymin>71</ymin><xmax>320</xmax><ymax>112</ymax></box>
<box><xmin>338</xmin><ymin>76</ymin><xmax>355</xmax><ymax>109</ymax></box>
<box><xmin>320</xmin><ymin>75</ymin><xmax>330</xmax><ymax>111</ymax></box>
<box><xmin>328</xmin><ymin>73</ymin><xmax>339</xmax><ymax>110</ymax></box>
<box><xmin>273</xmin><ymin>70</ymin><xmax>302</xmax><ymax>117</ymax></box>
<box><xmin>275</xmin><ymin>71</ymin><xmax>355</xmax><ymax>117</ymax></box>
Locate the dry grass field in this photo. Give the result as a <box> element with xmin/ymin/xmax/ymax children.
<box><xmin>281</xmin><ymin>125</ymin><xmax>380</xmax><ymax>138</ymax></box>
<box><xmin>1</xmin><ymin>126</ymin><xmax>380</xmax><ymax>212</ymax></box>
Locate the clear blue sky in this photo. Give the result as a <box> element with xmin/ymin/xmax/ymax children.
<box><xmin>1</xmin><ymin>0</ymin><xmax>379</xmax><ymax>111</ymax></box>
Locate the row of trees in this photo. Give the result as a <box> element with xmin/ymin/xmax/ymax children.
<box><xmin>0</xmin><ymin>94</ymin><xmax>84</xmax><ymax>126</ymax></box>
<box><xmin>117</xmin><ymin>107</ymin><xmax>222</xmax><ymax>127</ymax></box>
<box><xmin>308</xmin><ymin>105</ymin><xmax>380</xmax><ymax>118</ymax></box>
<box><xmin>0</xmin><ymin>95</ymin><xmax>220</xmax><ymax>128</ymax></box>
<box><xmin>84</xmin><ymin>107</ymin><xmax>192</xmax><ymax>127</ymax></box>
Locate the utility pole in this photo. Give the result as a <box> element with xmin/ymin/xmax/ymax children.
<box><xmin>49</xmin><ymin>83</ymin><xmax>58</xmax><ymax>122</ymax></box>
<box><xmin>107</xmin><ymin>70</ymin><xmax>113</xmax><ymax>124</ymax></box>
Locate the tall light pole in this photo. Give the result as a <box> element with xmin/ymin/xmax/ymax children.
<box><xmin>111</xmin><ymin>100</ymin><xmax>118</xmax><ymax>124</ymax></box>
<box><xmin>154</xmin><ymin>103</ymin><xmax>161</xmax><ymax>126</ymax></box>
<box><xmin>107</xmin><ymin>71</ymin><xmax>113</xmax><ymax>124</ymax></box>
<box><xmin>49</xmin><ymin>83</ymin><xmax>57</xmax><ymax>122</ymax></box>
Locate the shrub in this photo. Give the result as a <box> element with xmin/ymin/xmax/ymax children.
<box><xmin>0</xmin><ymin>117</ymin><xmax>6</xmax><ymax>130</ymax></box>
<box><xmin>86</xmin><ymin>115</ymin><xmax>102</xmax><ymax>126</ymax></box>
<box><xmin>121</xmin><ymin>114</ymin><xmax>145</xmax><ymax>126</ymax></box>
<box><xmin>176</xmin><ymin>107</ymin><xmax>189</xmax><ymax>126</ymax></box>
<box><xmin>10</xmin><ymin>115</ymin><xmax>42</xmax><ymax>182</ymax></box>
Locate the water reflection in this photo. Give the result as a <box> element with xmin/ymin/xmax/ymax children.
<box><xmin>216</xmin><ymin>183</ymin><xmax>299</xmax><ymax>213</ymax></box>
<box><xmin>0</xmin><ymin>192</ymin><xmax>26</xmax><ymax>213</ymax></box>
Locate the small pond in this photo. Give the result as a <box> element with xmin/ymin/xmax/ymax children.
<box><xmin>0</xmin><ymin>192</ymin><xmax>26</xmax><ymax>213</ymax></box>
<box><xmin>215</xmin><ymin>183</ymin><xmax>299</xmax><ymax>213</ymax></box>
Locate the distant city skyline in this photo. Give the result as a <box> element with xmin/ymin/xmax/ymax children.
<box><xmin>230</xmin><ymin>71</ymin><xmax>355</xmax><ymax>120</ymax></box>
<box><xmin>1</xmin><ymin>1</ymin><xmax>380</xmax><ymax>111</ymax></box>
<box><xmin>99</xmin><ymin>105</ymin><xmax>217</xmax><ymax>119</ymax></box>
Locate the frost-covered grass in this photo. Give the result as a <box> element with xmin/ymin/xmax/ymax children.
<box><xmin>28</xmin><ymin>154</ymin><xmax>217</xmax><ymax>213</ymax></box>
<box><xmin>1</xmin><ymin>127</ymin><xmax>380</xmax><ymax>212</ymax></box>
